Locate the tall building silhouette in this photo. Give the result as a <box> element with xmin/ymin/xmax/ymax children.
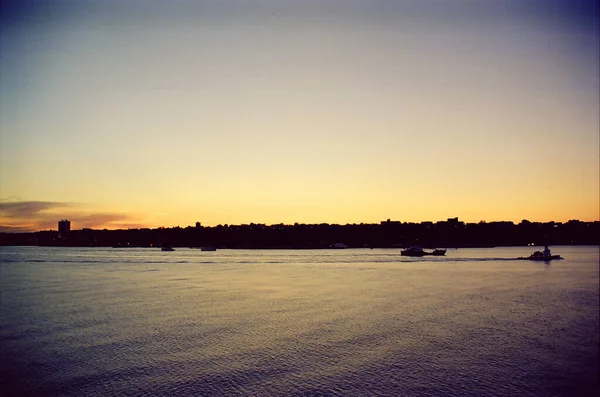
<box><xmin>58</xmin><ymin>220</ymin><xmax>70</xmax><ymax>238</ymax></box>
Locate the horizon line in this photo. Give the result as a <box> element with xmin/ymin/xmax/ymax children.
<box><xmin>4</xmin><ymin>218</ymin><xmax>599</xmax><ymax>234</ymax></box>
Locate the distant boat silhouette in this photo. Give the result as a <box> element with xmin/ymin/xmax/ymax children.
<box><xmin>518</xmin><ymin>244</ymin><xmax>562</xmax><ymax>261</ymax></box>
<box><xmin>401</xmin><ymin>247</ymin><xmax>446</xmax><ymax>257</ymax></box>
<box><xmin>201</xmin><ymin>246</ymin><xmax>217</xmax><ymax>251</ymax></box>
<box><xmin>401</xmin><ymin>246</ymin><xmax>425</xmax><ymax>257</ymax></box>
<box><xmin>161</xmin><ymin>245</ymin><xmax>175</xmax><ymax>252</ymax></box>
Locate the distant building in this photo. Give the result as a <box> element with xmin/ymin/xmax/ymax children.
<box><xmin>58</xmin><ymin>219</ymin><xmax>70</xmax><ymax>238</ymax></box>
<box><xmin>448</xmin><ymin>217</ymin><xmax>466</xmax><ymax>226</ymax></box>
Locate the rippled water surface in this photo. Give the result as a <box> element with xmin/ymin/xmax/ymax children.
<box><xmin>1</xmin><ymin>246</ymin><xmax>598</xmax><ymax>396</ymax></box>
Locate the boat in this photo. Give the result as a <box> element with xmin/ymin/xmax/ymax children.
<box><xmin>201</xmin><ymin>246</ymin><xmax>217</xmax><ymax>251</ymax></box>
<box><xmin>401</xmin><ymin>247</ymin><xmax>447</xmax><ymax>257</ymax></box>
<box><xmin>161</xmin><ymin>246</ymin><xmax>175</xmax><ymax>252</ymax></box>
<box><xmin>518</xmin><ymin>245</ymin><xmax>562</xmax><ymax>261</ymax></box>
<box><xmin>401</xmin><ymin>246</ymin><xmax>425</xmax><ymax>257</ymax></box>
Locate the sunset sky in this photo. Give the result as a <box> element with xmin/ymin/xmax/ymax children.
<box><xmin>1</xmin><ymin>0</ymin><xmax>598</xmax><ymax>232</ymax></box>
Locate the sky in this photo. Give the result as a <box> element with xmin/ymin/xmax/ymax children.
<box><xmin>1</xmin><ymin>0</ymin><xmax>599</xmax><ymax>232</ymax></box>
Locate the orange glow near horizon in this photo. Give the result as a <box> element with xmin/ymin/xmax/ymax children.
<box><xmin>1</xmin><ymin>199</ymin><xmax>598</xmax><ymax>233</ymax></box>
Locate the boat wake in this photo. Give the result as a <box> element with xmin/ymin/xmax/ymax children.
<box><xmin>0</xmin><ymin>255</ymin><xmax>557</xmax><ymax>266</ymax></box>
<box><xmin>390</xmin><ymin>257</ymin><xmax>532</xmax><ymax>263</ymax></box>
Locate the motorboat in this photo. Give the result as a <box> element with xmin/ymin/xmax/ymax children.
<box><xmin>401</xmin><ymin>246</ymin><xmax>425</xmax><ymax>257</ymax></box>
<box><xmin>401</xmin><ymin>247</ymin><xmax>447</xmax><ymax>257</ymax></box>
<box><xmin>518</xmin><ymin>245</ymin><xmax>562</xmax><ymax>261</ymax></box>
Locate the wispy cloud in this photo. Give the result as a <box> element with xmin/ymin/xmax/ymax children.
<box><xmin>0</xmin><ymin>199</ymin><xmax>141</xmax><ymax>232</ymax></box>
<box><xmin>0</xmin><ymin>224</ymin><xmax>38</xmax><ymax>233</ymax></box>
<box><xmin>0</xmin><ymin>200</ymin><xmax>72</xmax><ymax>218</ymax></box>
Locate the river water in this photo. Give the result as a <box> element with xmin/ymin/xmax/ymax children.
<box><xmin>1</xmin><ymin>246</ymin><xmax>598</xmax><ymax>396</ymax></box>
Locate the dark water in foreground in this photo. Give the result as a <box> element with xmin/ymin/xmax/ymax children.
<box><xmin>1</xmin><ymin>246</ymin><xmax>598</xmax><ymax>396</ymax></box>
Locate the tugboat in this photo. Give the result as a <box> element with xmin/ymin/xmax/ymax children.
<box><xmin>518</xmin><ymin>244</ymin><xmax>562</xmax><ymax>261</ymax></box>
<box><xmin>401</xmin><ymin>246</ymin><xmax>426</xmax><ymax>257</ymax></box>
